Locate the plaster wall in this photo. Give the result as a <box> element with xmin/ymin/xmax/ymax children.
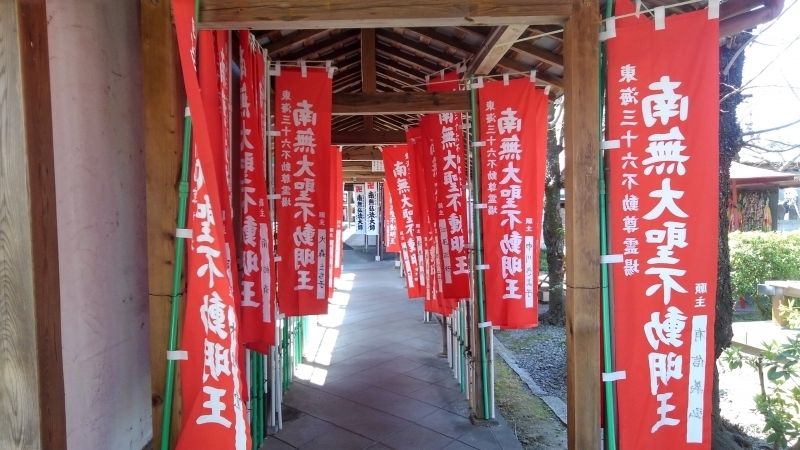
<box><xmin>46</xmin><ymin>1</ymin><xmax>151</xmax><ymax>448</ymax></box>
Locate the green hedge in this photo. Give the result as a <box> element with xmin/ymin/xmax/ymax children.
<box><xmin>729</xmin><ymin>231</ymin><xmax>800</xmax><ymax>318</ymax></box>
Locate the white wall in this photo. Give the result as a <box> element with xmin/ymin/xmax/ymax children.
<box><xmin>47</xmin><ymin>1</ymin><xmax>151</xmax><ymax>448</ymax></box>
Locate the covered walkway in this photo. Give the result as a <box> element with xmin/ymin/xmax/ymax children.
<box><xmin>264</xmin><ymin>249</ymin><xmax>521</xmax><ymax>450</ymax></box>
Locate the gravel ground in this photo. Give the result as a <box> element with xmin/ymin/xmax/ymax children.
<box><xmin>496</xmin><ymin>321</ymin><xmax>778</xmax><ymax>449</ymax></box>
<box><xmin>494</xmin><ymin>324</ymin><xmax>567</xmax><ymax>403</ymax></box>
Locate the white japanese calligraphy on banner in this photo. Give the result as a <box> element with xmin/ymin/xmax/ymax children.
<box><xmin>354</xmin><ymin>184</ymin><xmax>366</xmax><ymax>234</ymax></box>
<box><xmin>607</xmin><ymin>9</ymin><xmax>718</xmax><ymax>449</ymax></box>
<box><xmin>365</xmin><ymin>182</ymin><xmax>379</xmax><ymax>236</ymax></box>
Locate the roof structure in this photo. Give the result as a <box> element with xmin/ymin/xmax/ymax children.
<box><xmin>731</xmin><ymin>161</ymin><xmax>800</xmax><ymax>188</ymax></box>
<box><xmin>246</xmin><ymin>0</ymin><xmax>781</xmax><ymax>183</ymax></box>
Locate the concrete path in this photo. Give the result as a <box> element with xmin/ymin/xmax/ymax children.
<box><xmin>263</xmin><ymin>249</ymin><xmax>522</xmax><ymax>450</ymax></box>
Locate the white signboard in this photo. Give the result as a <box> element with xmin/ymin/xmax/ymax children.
<box><xmin>365</xmin><ymin>182</ymin><xmax>379</xmax><ymax>236</ymax></box>
<box><xmin>354</xmin><ymin>184</ymin><xmax>366</xmax><ymax>234</ymax></box>
<box><xmin>371</xmin><ymin>160</ymin><xmax>384</xmax><ymax>172</ymax></box>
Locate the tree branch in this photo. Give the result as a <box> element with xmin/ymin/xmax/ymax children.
<box><xmin>741</xmin><ymin>117</ymin><xmax>800</xmax><ymax>136</ymax></box>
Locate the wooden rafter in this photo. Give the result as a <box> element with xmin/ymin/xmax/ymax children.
<box><xmin>509</xmin><ymin>33</ymin><xmax>564</xmax><ymax>69</ymax></box>
<box><xmin>465</xmin><ymin>24</ymin><xmax>529</xmax><ymax>75</ymax></box>
<box><xmin>265</xmin><ymin>29</ymin><xmax>329</xmax><ymax>54</ymax></box>
<box><xmin>332</xmin><ymin>91</ymin><xmax>468</xmax><ymax>115</ymax></box>
<box><xmin>377</xmin><ymin>29</ymin><xmax>462</xmax><ymax>67</ymax></box>
<box><xmin>333</xmin><ymin>130</ymin><xmax>407</xmax><ymax>146</ymax></box>
<box><xmin>278</xmin><ymin>29</ymin><xmax>360</xmax><ymax>60</ymax></box>
<box><xmin>377</xmin><ymin>42</ymin><xmax>442</xmax><ymax>73</ymax></box>
<box><xmin>408</xmin><ymin>27</ymin><xmax>477</xmax><ymax>57</ymax></box>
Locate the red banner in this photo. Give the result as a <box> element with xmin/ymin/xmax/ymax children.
<box><xmin>382</xmin><ymin>143</ymin><xmax>425</xmax><ymax>299</ymax></box>
<box><xmin>172</xmin><ymin>1</ymin><xmax>250</xmax><ymax>448</ymax></box>
<box><xmin>333</xmin><ymin>149</ymin><xmax>344</xmax><ymax>278</ymax></box>
<box><xmin>327</xmin><ymin>146</ymin><xmax>342</xmax><ymax>299</ymax></box>
<box><xmin>237</xmin><ymin>32</ymin><xmax>275</xmax><ymax>353</ymax></box>
<box><xmin>426</xmin><ymin>72</ymin><xmax>471</xmax><ymax>301</ymax></box>
<box><xmin>478</xmin><ymin>78</ymin><xmax>547</xmax><ymax>329</ymax></box>
<box><xmin>607</xmin><ymin>10</ymin><xmax>718</xmax><ymax>449</ymax></box>
<box><xmin>274</xmin><ymin>67</ymin><xmax>332</xmax><ymax>316</ymax></box>
<box><xmin>384</xmin><ymin>185</ymin><xmax>399</xmax><ymax>252</ymax></box>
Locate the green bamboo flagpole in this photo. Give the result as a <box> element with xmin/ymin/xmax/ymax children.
<box><xmin>160</xmin><ymin>106</ymin><xmax>192</xmax><ymax>450</ymax></box>
<box><xmin>600</xmin><ymin>0</ymin><xmax>619</xmax><ymax>448</ymax></box>
<box><xmin>468</xmin><ymin>78</ymin><xmax>493</xmax><ymax>420</ymax></box>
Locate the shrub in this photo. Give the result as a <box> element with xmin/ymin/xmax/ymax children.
<box><xmin>723</xmin><ymin>337</ymin><xmax>800</xmax><ymax>449</ymax></box>
<box><xmin>729</xmin><ymin>231</ymin><xmax>800</xmax><ymax>319</ymax></box>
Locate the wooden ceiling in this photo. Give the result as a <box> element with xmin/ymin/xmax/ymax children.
<box><xmin>257</xmin><ymin>25</ymin><xmax>566</xmax><ymax>140</ymax></box>
<box><xmin>243</xmin><ymin>0</ymin><xmax>781</xmax><ymax>176</ymax></box>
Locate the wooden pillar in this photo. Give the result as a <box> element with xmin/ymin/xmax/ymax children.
<box><xmin>563</xmin><ymin>0</ymin><xmax>601</xmax><ymax>449</ymax></box>
<box><xmin>0</xmin><ymin>1</ymin><xmax>66</xmax><ymax>448</ymax></box>
<box><xmin>141</xmin><ymin>0</ymin><xmax>184</xmax><ymax>447</ymax></box>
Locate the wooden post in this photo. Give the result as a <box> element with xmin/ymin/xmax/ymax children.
<box><xmin>0</xmin><ymin>1</ymin><xmax>67</xmax><ymax>448</ymax></box>
<box><xmin>140</xmin><ymin>0</ymin><xmax>185</xmax><ymax>447</ymax></box>
<box><xmin>563</xmin><ymin>0</ymin><xmax>601</xmax><ymax>449</ymax></box>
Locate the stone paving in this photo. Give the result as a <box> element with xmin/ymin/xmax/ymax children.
<box><xmin>262</xmin><ymin>250</ymin><xmax>522</xmax><ymax>450</ymax></box>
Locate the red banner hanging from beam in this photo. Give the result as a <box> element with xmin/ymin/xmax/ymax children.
<box><xmin>607</xmin><ymin>9</ymin><xmax>719</xmax><ymax>449</ymax></box>
<box><xmin>333</xmin><ymin>148</ymin><xmax>344</xmax><ymax>279</ymax></box>
<box><xmin>274</xmin><ymin>67</ymin><xmax>333</xmax><ymax>316</ymax></box>
<box><xmin>172</xmin><ymin>1</ymin><xmax>250</xmax><ymax>448</ymax></box>
<box><xmin>383</xmin><ymin>143</ymin><xmax>425</xmax><ymax>299</ymax></box>
<box><xmin>384</xmin><ymin>184</ymin><xmax>400</xmax><ymax>253</ymax></box>
<box><xmin>237</xmin><ymin>32</ymin><xmax>275</xmax><ymax>353</ymax></box>
<box><xmin>478</xmin><ymin>77</ymin><xmax>547</xmax><ymax>329</ymax></box>
<box><xmin>426</xmin><ymin>71</ymin><xmax>471</xmax><ymax>302</ymax></box>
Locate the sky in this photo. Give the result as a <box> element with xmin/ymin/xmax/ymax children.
<box><xmin>737</xmin><ymin>0</ymin><xmax>800</xmax><ymax>167</ymax></box>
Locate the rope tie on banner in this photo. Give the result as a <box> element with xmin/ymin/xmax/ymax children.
<box><xmin>166</xmin><ymin>350</ymin><xmax>188</xmax><ymax>361</ymax></box>
<box><xmin>600</xmin><ymin>17</ymin><xmax>617</xmax><ymax>41</ymax></box>
<box><xmin>268</xmin><ymin>61</ymin><xmax>281</xmax><ymax>77</ymax></box>
<box><xmin>529</xmin><ymin>70</ymin><xmax>537</xmax><ymax>84</ymax></box>
<box><xmin>175</xmin><ymin>228</ymin><xmax>193</xmax><ymax>239</ymax></box>
<box><xmin>601</xmin><ymin>139</ymin><xmax>621</xmax><ymax>150</ymax></box>
<box><xmin>299</xmin><ymin>59</ymin><xmax>308</xmax><ymax>78</ymax></box>
<box><xmin>654</xmin><ymin>6</ymin><xmax>666</xmax><ymax>30</ymax></box>
<box><xmin>502</xmin><ymin>73</ymin><xmax>510</xmax><ymax>86</ymax></box>
<box><xmin>600</xmin><ymin>254</ymin><xmax>624</xmax><ymax>264</ymax></box>
<box><xmin>602</xmin><ymin>371</ymin><xmax>627</xmax><ymax>382</ymax></box>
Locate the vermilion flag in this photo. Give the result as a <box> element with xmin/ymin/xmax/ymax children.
<box><xmin>382</xmin><ymin>143</ymin><xmax>425</xmax><ymax>299</ymax></box>
<box><xmin>478</xmin><ymin>77</ymin><xmax>547</xmax><ymax>329</ymax></box>
<box><xmin>607</xmin><ymin>9</ymin><xmax>719</xmax><ymax>449</ymax></box>
<box><xmin>333</xmin><ymin>148</ymin><xmax>344</xmax><ymax>278</ymax></box>
<box><xmin>173</xmin><ymin>0</ymin><xmax>250</xmax><ymax>448</ymax></box>
<box><xmin>237</xmin><ymin>32</ymin><xmax>275</xmax><ymax>353</ymax></box>
<box><xmin>274</xmin><ymin>67</ymin><xmax>332</xmax><ymax>316</ymax></box>
<box><xmin>384</xmin><ymin>185</ymin><xmax>400</xmax><ymax>252</ymax></box>
<box><xmin>426</xmin><ymin>71</ymin><xmax>471</xmax><ymax>302</ymax></box>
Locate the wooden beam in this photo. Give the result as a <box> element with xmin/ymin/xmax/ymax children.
<box><xmin>199</xmin><ymin>0</ymin><xmax>571</xmax><ymax>29</ymax></box>
<box><xmin>361</xmin><ymin>29</ymin><xmax>376</xmax><ymax>133</ymax></box>
<box><xmin>343</xmin><ymin>161</ymin><xmax>373</xmax><ymax>170</ymax></box>
<box><xmin>376</xmin><ymin>42</ymin><xmax>442</xmax><ymax>74</ymax></box>
<box><xmin>141</xmin><ymin>0</ymin><xmax>184</xmax><ymax>447</ymax></box>
<box><xmin>510</xmin><ymin>38</ymin><xmax>565</xmax><ymax>69</ymax></box>
<box><xmin>563</xmin><ymin>0</ymin><xmax>601</xmax><ymax>449</ymax></box>
<box><xmin>334</xmin><ymin>130</ymin><xmax>406</xmax><ymax>147</ymax></box>
<box><xmin>279</xmin><ymin>30</ymin><xmax>360</xmax><ymax>61</ymax></box>
<box><xmin>466</xmin><ymin>24</ymin><xmax>529</xmax><ymax>75</ymax></box>
<box><xmin>377</xmin><ymin>29</ymin><xmax>462</xmax><ymax>67</ymax></box>
<box><xmin>332</xmin><ymin>91</ymin><xmax>468</xmax><ymax>115</ymax></box>
<box><xmin>409</xmin><ymin>27</ymin><xmax>477</xmax><ymax>56</ymax></box>
<box><xmin>264</xmin><ymin>29</ymin><xmax>329</xmax><ymax>55</ymax></box>
<box><xmin>1</xmin><ymin>2</ymin><xmax>66</xmax><ymax>448</ymax></box>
